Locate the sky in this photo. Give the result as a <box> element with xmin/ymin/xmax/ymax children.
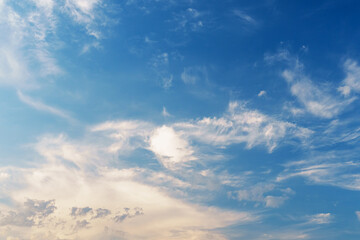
<box><xmin>0</xmin><ymin>0</ymin><xmax>360</xmax><ymax>239</ymax></box>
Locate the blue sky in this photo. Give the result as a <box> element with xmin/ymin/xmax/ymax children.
<box><xmin>0</xmin><ymin>0</ymin><xmax>360</xmax><ymax>239</ymax></box>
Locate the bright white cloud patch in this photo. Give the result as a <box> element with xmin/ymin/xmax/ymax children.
<box><xmin>149</xmin><ymin>126</ymin><xmax>196</xmax><ymax>169</ymax></box>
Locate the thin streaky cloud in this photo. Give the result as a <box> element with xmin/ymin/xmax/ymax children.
<box><xmin>17</xmin><ymin>91</ymin><xmax>75</xmax><ymax>122</ymax></box>
<box><xmin>233</xmin><ymin>10</ymin><xmax>257</xmax><ymax>25</ymax></box>
<box><xmin>162</xmin><ymin>106</ymin><xmax>171</xmax><ymax>117</ymax></box>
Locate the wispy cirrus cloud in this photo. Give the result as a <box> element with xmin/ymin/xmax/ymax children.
<box><xmin>174</xmin><ymin>101</ymin><xmax>312</xmax><ymax>153</ymax></box>
<box><xmin>0</xmin><ymin>0</ymin><xmax>61</xmax><ymax>89</ymax></box>
<box><xmin>93</xmin><ymin>101</ymin><xmax>311</xmax><ymax>170</ymax></box>
<box><xmin>356</xmin><ymin>211</ymin><xmax>360</xmax><ymax>221</ymax></box>
<box><xmin>0</xmin><ymin>0</ymin><xmax>110</xmax><ymax>90</ymax></box>
<box><xmin>181</xmin><ymin>66</ymin><xmax>208</xmax><ymax>85</ymax></box>
<box><xmin>17</xmin><ymin>91</ymin><xmax>75</xmax><ymax>122</ymax></box>
<box><xmin>265</xmin><ymin>49</ymin><xmax>356</xmax><ymax>119</ymax></box>
<box><xmin>277</xmin><ymin>150</ymin><xmax>360</xmax><ymax>191</ymax></box>
<box><xmin>150</xmin><ymin>52</ymin><xmax>174</xmax><ymax>89</ymax></box>
<box><xmin>64</xmin><ymin>0</ymin><xmax>107</xmax><ymax>39</ymax></box>
<box><xmin>307</xmin><ymin>213</ymin><xmax>332</xmax><ymax>224</ymax></box>
<box><xmin>229</xmin><ymin>182</ymin><xmax>294</xmax><ymax>208</ymax></box>
<box><xmin>233</xmin><ymin>10</ymin><xmax>257</xmax><ymax>25</ymax></box>
<box><xmin>173</xmin><ymin>8</ymin><xmax>206</xmax><ymax>32</ymax></box>
<box><xmin>338</xmin><ymin>59</ymin><xmax>360</xmax><ymax>96</ymax></box>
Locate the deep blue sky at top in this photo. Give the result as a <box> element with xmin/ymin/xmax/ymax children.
<box><xmin>54</xmin><ymin>0</ymin><xmax>360</xmax><ymax>121</ymax></box>
<box><xmin>2</xmin><ymin>0</ymin><xmax>360</xmax><ymax>123</ymax></box>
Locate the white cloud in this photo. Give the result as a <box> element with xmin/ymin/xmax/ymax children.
<box><xmin>307</xmin><ymin>213</ymin><xmax>332</xmax><ymax>224</ymax></box>
<box><xmin>0</xmin><ymin>47</ymin><xmax>32</xmax><ymax>88</ymax></box>
<box><xmin>64</xmin><ymin>0</ymin><xmax>103</xmax><ymax>38</ymax></box>
<box><xmin>356</xmin><ymin>211</ymin><xmax>360</xmax><ymax>221</ymax></box>
<box><xmin>283</xmin><ymin>103</ymin><xmax>305</xmax><ymax>116</ymax></box>
<box><xmin>149</xmin><ymin>126</ymin><xmax>197</xmax><ymax>169</ymax></box>
<box><xmin>0</xmin><ymin>98</ymin><xmax>320</xmax><ymax>238</ymax></box>
<box><xmin>234</xmin><ymin>183</ymin><xmax>275</xmax><ymax>203</ymax></box>
<box><xmin>181</xmin><ymin>66</ymin><xmax>207</xmax><ymax>85</ymax></box>
<box><xmin>150</xmin><ymin>53</ymin><xmax>174</xmax><ymax>89</ymax></box>
<box><xmin>338</xmin><ymin>59</ymin><xmax>360</xmax><ymax>96</ymax></box>
<box><xmin>174</xmin><ymin>101</ymin><xmax>312</xmax><ymax>153</ymax></box>
<box><xmin>0</xmin><ymin>199</ymin><xmax>56</xmax><ymax>227</ymax></box>
<box><xmin>0</xmin><ymin>132</ymin><xmax>256</xmax><ymax>239</ymax></box>
<box><xmin>32</xmin><ymin>0</ymin><xmax>55</xmax><ymax>13</ymax></box>
<box><xmin>267</xmin><ymin>49</ymin><xmax>355</xmax><ymax>118</ymax></box>
<box><xmin>0</xmin><ymin>0</ymin><xmax>63</xmax><ymax>89</ymax></box>
<box><xmin>162</xmin><ymin>74</ymin><xmax>173</xmax><ymax>89</ymax></box>
<box><xmin>173</xmin><ymin>8</ymin><xmax>206</xmax><ymax>32</ymax></box>
<box><xmin>230</xmin><ymin>182</ymin><xmax>293</xmax><ymax>208</ymax></box>
<box><xmin>285</xmin><ymin>73</ymin><xmax>354</xmax><ymax>118</ymax></box>
<box><xmin>162</xmin><ymin>106</ymin><xmax>171</xmax><ymax>117</ymax></box>
<box><xmin>0</xmin><ymin>0</ymin><xmax>109</xmax><ymax>91</ymax></box>
<box><xmin>17</xmin><ymin>91</ymin><xmax>75</xmax><ymax>122</ymax></box>
<box><xmin>91</xmin><ymin>102</ymin><xmax>310</xmax><ymax>171</ymax></box>
<box><xmin>258</xmin><ymin>90</ymin><xmax>266</xmax><ymax>97</ymax></box>
<box><xmin>0</xmin><ymin>165</ymin><xmax>253</xmax><ymax>239</ymax></box>
<box><xmin>260</xmin><ymin>232</ymin><xmax>309</xmax><ymax>240</ymax></box>
<box><xmin>264</xmin><ymin>195</ymin><xmax>288</xmax><ymax>208</ymax></box>
<box><xmin>233</xmin><ymin>10</ymin><xmax>256</xmax><ymax>25</ymax></box>
<box><xmin>91</xmin><ymin>120</ymin><xmax>152</xmax><ymax>153</ymax></box>
<box><xmin>81</xmin><ymin>41</ymin><xmax>101</xmax><ymax>54</ymax></box>
<box><xmin>277</xmin><ymin>151</ymin><xmax>360</xmax><ymax>191</ymax></box>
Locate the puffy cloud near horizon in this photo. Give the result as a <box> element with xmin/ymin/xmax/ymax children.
<box><xmin>0</xmin><ymin>99</ymin><xmax>314</xmax><ymax>239</ymax></box>
<box><xmin>0</xmin><ymin>131</ymin><xmax>256</xmax><ymax>239</ymax></box>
